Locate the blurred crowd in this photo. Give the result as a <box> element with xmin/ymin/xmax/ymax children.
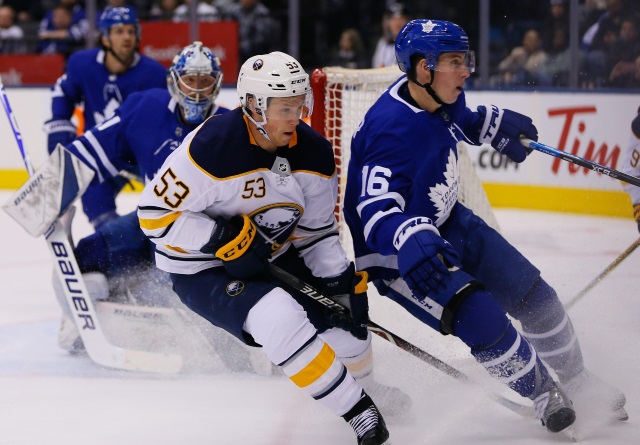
<box><xmin>0</xmin><ymin>0</ymin><xmax>639</xmax><ymax>89</ymax></box>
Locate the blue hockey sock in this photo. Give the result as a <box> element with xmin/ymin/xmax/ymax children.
<box><xmin>454</xmin><ymin>290</ymin><xmax>553</xmax><ymax>398</ymax></box>
<box><xmin>511</xmin><ymin>278</ymin><xmax>584</xmax><ymax>383</ymax></box>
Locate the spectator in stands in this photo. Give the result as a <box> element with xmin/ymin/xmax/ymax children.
<box><xmin>173</xmin><ymin>0</ymin><xmax>220</xmax><ymax>22</ymax></box>
<box><xmin>38</xmin><ymin>0</ymin><xmax>87</xmax><ymax>57</ymax></box>
<box><xmin>2</xmin><ymin>0</ymin><xmax>44</xmax><ymax>23</ymax></box>
<box><xmin>496</xmin><ymin>28</ymin><xmax>549</xmax><ymax>86</ymax></box>
<box><xmin>606</xmin><ymin>17</ymin><xmax>640</xmax><ymax>85</ymax></box>
<box><xmin>149</xmin><ymin>0</ymin><xmax>180</xmax><ymax>21</ymax></box>
<box><xmin>609</xmin><ymin>53</ymin><xmax>640</xmax><ymax>88</ymax></box>
<box><xmin>581</xmin><ymin>0</ymin><xmax>630</xmax><ymax>87</ymax></box>
<box><xmin>542</xmin><ymin>27</ymin><xmax>574</xmax><ymax>86</ymax></box>
<box><xmin>37</xmin><ymin>3</ymin><xmax>85</xmax><ymax>58</ymax></box>
<box><xmin>371</xmin><ymin>3</ymin><xmax>411</xmax><ymax>68</ymax></box>
<box><xmin>328</xmin><ymin>28</ymin><xmax>368</xmax><ymax>69</ymax></box>
<box><xmin>225</xmin><ymin>0</ymin><xmax>278</xmax><ymax>64</ymax></box>
<box><xmin>0</xmin><ymin>5</ymin><xmax>26</xmax><ymax>54</ymax></box>
<box><xmin>542</xmin><ymin>0</ymin><xmax>569</xmax><ymax>51</ymax></box>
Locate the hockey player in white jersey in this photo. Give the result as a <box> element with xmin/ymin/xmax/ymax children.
<box><xmin>137</xmin><ymin>51</ymin><xmax>393</xmax><ymax>444</ymax></box>
<box><xmin>343</xmin><ymin>19</ymin><xmax>627</xmax><ymax>435</ymax></box>
<box><xmin>621</xmin><ymin>106</ymin><xmax>640</xmax><ymax>232</ymax></box>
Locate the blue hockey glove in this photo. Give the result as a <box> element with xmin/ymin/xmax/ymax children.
<box><xmin>397</xmin><ymin>230</ymin><xmax>461</xmax><ymax>301</ymax></box>
<box><xmin>319</xmin><ymin>262</ymin><xmax>370</xmax><ymax>341</ymax></box>
<box><xmin>477</xmin><ymin>105</ymin><xmax>538</xmax><ymax>163</ymax></box>
<box><xmin>200</xmin><ymin>215</ymin><xmax>272</xmax><ymax>279</ymax></box>
<box><xmin>44</xmin><ymin>119</ymin><xmax>76</xmax><ymax>154</ymax></box>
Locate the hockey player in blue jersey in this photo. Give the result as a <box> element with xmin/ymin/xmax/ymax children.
<box><xmin>44</xmin><ymin>6</ymin><xmax>167</xmax><ymax>229</ymax></box>
<box><xmin>135</xmin><ymin>51</ymin><xmax>394</xmax><ymax>444</ymax></box>
<box><xmin>52</xmin><ymin>41</ymin><xmax>231</xmax><ymax>356</ymax></box>
<box><xmin>343</xmin><ymin>19</ymin><xmax>627</xmax><ymax>434</ymax></box>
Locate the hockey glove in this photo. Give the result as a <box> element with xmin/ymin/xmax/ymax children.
<box><xmin>319</xmin><ymin>262</ymin><xmax>370</xmax><ymax>341</ymax></box>
<box><xmin>634</xmin><ymin>203</ymin><xmax>640</xmax><ymax>233</ymax></box>
<box><xmin>397</xmin><ymin>230</ymin><xmax>461</xmax><ymax>301</ymax></box>
<box><xmin>200</xmin><ymin>215</ymin><xmax>272</xmax><ymax>279</ymax></box>
<box><xmin>44</xmin><ymin>119</ymin><xmax>76</xmax><ymax>154</ymax></box>
<box><xmin>477</xmin><ymin>105</ymin><xmax>538</xmax><ymax>163</ymax></box>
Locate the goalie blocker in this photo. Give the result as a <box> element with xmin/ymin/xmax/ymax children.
<box><xmin>2</xmin><ymin>144</ymin><xmax>94</xmax><ymax>237</ymax></box>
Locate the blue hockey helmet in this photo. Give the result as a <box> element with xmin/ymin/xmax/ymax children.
<box><xmin>168</xmin><ymin>41</ymin><xmax>224</xmax><ymax>125</ymax></box>
<box><xmin>395</xmin><ymin>19</ymin><xmax>474</xmax><ymax>73</ymax></box>
<box><xmin>98</xmin><ymin>7</ymin><xmax>140</xmax><ymax>38</ymax></box>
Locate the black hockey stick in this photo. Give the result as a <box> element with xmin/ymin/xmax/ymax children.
<box><xmin>0</xmin><ymin>76</ymin><xmax>182</xmax><ymax>373</ymax></box>
<box><xmin>268</xmin><ymin>263</ymin><xmax>533</xmax><ymax>417</ymax></box>
<box><xmin>566</xmin><ymin>237</ymin><xmax>640</xmax><ymax>310</ymax></box>
<box><xmin>521</xmin><ymin>138</ymin><xmax>640</xmax><ymax>187</ymax></box>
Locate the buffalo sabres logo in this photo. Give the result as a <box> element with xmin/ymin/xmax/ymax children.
<box><xmin>251</xmin><ymin>204</ymin><xmax>302</xmax><ymax>253</ymax></box>
<box><xmin>226</xmin><ymin>280</ymin><xmax>245</xmax><ymax>296</ymax></box>
<box><xmin>253</xmin><ymin>59</ymin><xmax>264</xmax><ymax>70</ymax></box>
<box><xmin>422</xmin><ymin>20</ymin><xmax>437</xmax><ymax>33</ymax></box>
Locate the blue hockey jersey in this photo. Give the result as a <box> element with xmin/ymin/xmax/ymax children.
<box><xmin>63</xmin><ymin>88</ymin><xmax>230</xmax><ymax>220</ymax></box>
<box><xmin>343</xmin><ymin>75</ymin><xmax>483</xmax><ymax>280</ymax></box>
<box><xmin>50</xmin><ymin>48</ymin><xmax>167</xmax><ymax>133</ymax></box>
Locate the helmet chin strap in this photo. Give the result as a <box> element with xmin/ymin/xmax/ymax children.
<box><xmin>408</xmin><ymin>69</ymin><xmax>445</xmax><ymax>106</ymax></box>
<box><xmin>242</xmin><ymin>107</ymin><xmax>274</xmax><ymax>143</ymax></box>
<box><xmin>105</xmin><ymin>39</ymin><xmax>136</xmax><ymax>68</ymax></box>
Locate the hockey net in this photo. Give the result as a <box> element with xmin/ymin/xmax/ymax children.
<box><xmin>310</xmin><ymin>66</ymin><xmax>499</xmax><ymax>256</ymax></box>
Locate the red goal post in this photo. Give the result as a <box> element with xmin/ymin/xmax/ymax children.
<box><xmin>310</xmin><ymin>66</ymin><xmax>499</xmax><ymax>254</ymax></box>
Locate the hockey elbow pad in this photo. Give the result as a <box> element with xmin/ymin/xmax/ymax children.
<box><xmin>201</xmin><ymin>215</ymin><xmax>272</xmax><ymax>279</ymax></box>
<box><xmin>477</xmin><ymin>105</ymin><xmax>538</xmax><ymax>163</ymax></box>
<box><xmin>44</xmin><ymin>119</ymin><xmax>77</xmax><ymax>154</ymax></box>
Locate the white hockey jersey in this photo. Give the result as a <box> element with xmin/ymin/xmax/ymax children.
<box><xmin>621</xmin><ymin>113</ymin><xmax>640</xmax><ymax>210</ymax></box>
<box><xmin>138</xmin><ymin>108</ymin><xmax>350</xmax><ymax>278</ymax></box>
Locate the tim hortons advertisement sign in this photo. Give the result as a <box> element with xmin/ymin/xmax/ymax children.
<box><xmin>0</xmin><ymin>21</ymin><xmax>239</xmax><ymax>87</ymax></box>
<box><xmin>466</xmin><ymin>92</ymin><xmax>638</xmax><ymax>191</ymax></box>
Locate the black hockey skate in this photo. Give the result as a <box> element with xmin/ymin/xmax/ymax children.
<box><xmin>534</xmin><ymin>383</ymin><xmax>576</xmax><ymax>433</ymax></box>
<box><xmin>343</xmin><ymin>392</ymin><xmax>390</xmax><ymax>445</ymax></box>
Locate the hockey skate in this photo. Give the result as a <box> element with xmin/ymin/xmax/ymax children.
<box><xmin>343</xmin><ymin>392</ymin><xmax>390</xmax><ymax>445</ymax></box>
<box><xmin>534</xmin><ymin>383</ymin><xmax>576</xmax><ymax>433</ymax></box>
<box><xmin>563</xmin><ymin>369</ymin><xmax>628</xmax><ymax>422</ymax></box>
<box><xmin>364</xmin><ymin>380</ymin><xmax>412</xmax><ymax>419</ymax></box>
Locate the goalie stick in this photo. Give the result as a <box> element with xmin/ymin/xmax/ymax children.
<box><xmin>566</xmin><ymin>237</ymin><xmax>640</xmax><ymax>310</ymax></box>
<box><xmin>521</xmin><ymin>138</ymin><xmax>640</xmax><ymax>187</ymax></box>
<box><xmin>267</xmin><ymin>263</ymin><xmax>534</xmax><ymax>418</ymax></box>
<box><xmin>0</xmin><ymin>76</ymin><xmax>182</xmax><ymax>374</ymax></box>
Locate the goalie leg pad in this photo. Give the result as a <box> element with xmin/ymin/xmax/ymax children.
<box><xmin>2</xmin><ymin>144</ymin><xmax>95</xmax><ymax>237</ymax></box>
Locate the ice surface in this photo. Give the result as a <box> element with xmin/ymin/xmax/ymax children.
<box><xmin>1</xmin><ymin>191</ymin><xmax>638</xmax><ymax>444</ymax></box>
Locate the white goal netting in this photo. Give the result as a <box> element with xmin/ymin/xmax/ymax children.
<box><xmin>310</xmin><ymin>66</ymin><xmax>499</xmax><ymax>256</ymax></box>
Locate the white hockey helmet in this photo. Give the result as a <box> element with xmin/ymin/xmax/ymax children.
<box><xmin>168</xmin><ymin>41</ymin><xmax>223</xmax><ymax>125</ymax></box>
<box><xmin>237</xmin><ymin>51</ymin><xmax>313</xmax><ymax>131</ymax></box>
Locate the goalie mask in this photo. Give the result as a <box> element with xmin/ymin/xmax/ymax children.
<box><xmin>237</xmin><ymin>51</ymin><xmax>313</xmax><ymax>141</ymax></box>
<box><xmin>168</xmin><ymin>41</ymin><xmax>223</xmax><ymax>125</ymax></box>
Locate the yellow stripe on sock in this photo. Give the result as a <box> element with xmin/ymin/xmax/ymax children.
<box><xmin>289</xmin><ymin>342</ymin><xmax>336</xmax><ymax>388</ymax></box>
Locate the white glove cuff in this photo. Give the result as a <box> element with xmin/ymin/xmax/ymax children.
<box><xmin>393</xmin><ymin>216</ymin><xmax>440</xmax><ymax>251</ymax></box>
<box><xmin>478</xmin><ymin>104</ymin><xmax>504</xmax><ymax>145</ymax></box>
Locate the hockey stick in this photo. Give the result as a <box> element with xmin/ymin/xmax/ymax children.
<box><xmin>0</xmin><ymin>76</ymin><xmax>182</xmax><ymax>374</ymax></box>
<box><xmin>268</xmin><ymin>263</ymin><xmax>533</xmax><ymax>418</ymax></box>
<box><xmin>566</xmin><ymin>237</ymin><xmax>640</xmax><ymax>310</ymax></box>
<box><xmin>521</xmin><ymin>138</ymin><xmax>640</xmax><ymax>187</ymax></box>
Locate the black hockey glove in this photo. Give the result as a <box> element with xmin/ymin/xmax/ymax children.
<box><xmin>634</xmin><ymin>204</ymin><xmax>640</xmax><ymax>233</ymax></box>
<box><xmin>200</xmin><ymin>215</ymin><xmax>272</xmax><ymax>279</ymax></box>
<box><xmin>477</xmin><ymin>105</ymin><xmax>538</xmax><ymax>163</ymax></box>
<box><xmin>397</xmin><ymin>229</ymin><xmax>461</xmax><ymax>300</ymax></box>
<box><xmin>319</xmin><ymin>262</ymin><xmax>370</xmax><ymax>341</ymax></box>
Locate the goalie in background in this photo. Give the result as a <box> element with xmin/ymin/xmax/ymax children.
<box><xmin>47</xmin><ymin>41</ymin><xmax>264</xmax><ymax>374</ymax></box>
<box><xmin>621</xmin><ymin>106</ymin><xmax>640</xmax><ymax>232</ymax></box>
<box><xmin>136</xmin><ymin>51</ymin><xmax>407</xmax><ymax>445</ymax></box>
<box><xmin>343</xmin><ymin>18</ymin><xmax>627</xmax><ymax>436</ymax></box>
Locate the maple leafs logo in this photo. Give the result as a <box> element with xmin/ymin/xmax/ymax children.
<box><xmin>428</xmin><ymin>149</ymin><xmax>460</xmax><ymax>225</ymax></box>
